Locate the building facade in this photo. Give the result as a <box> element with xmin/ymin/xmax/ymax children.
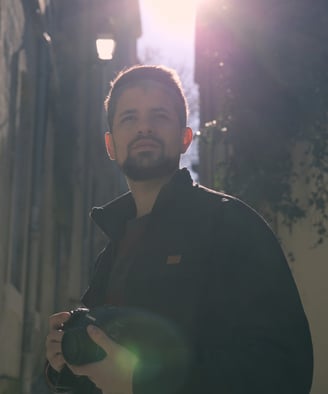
<box><xmin>0</xmin><ymin>1</ymin><xmax>141</xmax><ymax>393</ymax></box>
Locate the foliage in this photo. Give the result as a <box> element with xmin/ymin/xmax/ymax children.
<box><xmin>305</xmin><ymin>121</ymin><xmax>328</xmax><ymax>244</ymax></box>
<box><xmin>199</xmin><ymin>0</ymin><xmax>328</xmax><ymax>242</ymax></box>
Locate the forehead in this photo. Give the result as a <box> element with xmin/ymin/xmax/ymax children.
<box><xmin>114</xmin><ymin>81</ymin><xmax>177</xmax><ymax>114</ymax></box>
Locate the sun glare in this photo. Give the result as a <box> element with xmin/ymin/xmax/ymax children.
<box><xmin>140</xmin><ymin>0</ymin><xmax>200</xmax><ymax>52</ymax></box>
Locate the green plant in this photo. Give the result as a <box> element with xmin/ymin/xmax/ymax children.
<box><xmin>197</xmin><ymin>1</ymin><xmax>328</xmax><ymax>243</ymax></box>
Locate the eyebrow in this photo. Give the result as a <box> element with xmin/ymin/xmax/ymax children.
<box><xmin>118</xmin><ymin>109</ymin><xmax>137</xmax><ymax>120</ymax></box>
<box><xmin>118</xmin><ymin>107</ymin><xmax>170</xmax><ymax>119</ymax></box>
<box><xmin>150</xmin><ymin>107</ymin><xmax>170</xmax><ymax>114</ymax></box>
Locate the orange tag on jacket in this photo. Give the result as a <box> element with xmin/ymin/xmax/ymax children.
<box><xmin>166</xmin><ymin>255</ymin><xmax>182</xmax><ymax>264</ymax></box>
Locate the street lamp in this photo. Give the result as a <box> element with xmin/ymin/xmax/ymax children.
<box><xmin>96</xmin><ymin>35</ymin><xmax>116</xmax><ymax>60</ymax></box>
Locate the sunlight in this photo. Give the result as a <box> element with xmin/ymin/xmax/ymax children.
<box><xmin>140</xmin><ymin>0</ymin><xmax>200</xmax><ymax>51</ymax></box>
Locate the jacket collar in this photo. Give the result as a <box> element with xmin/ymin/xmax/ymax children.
<box><xmin>90</xmin><ymin>168</ymin><xmax>194</xmax><ymax>241</ymax></box>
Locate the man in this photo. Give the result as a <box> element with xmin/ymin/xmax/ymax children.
<box><xmin>46</xmin><ymin>65</ymin><xmax>313</xmax><ymax>394</ymax></box>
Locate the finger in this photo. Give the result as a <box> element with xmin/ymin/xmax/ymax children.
<box><xmin>46</xmin><ymin>331</ymin><xmax>63</xmax><ymax>358</ymax></box>
<box><xmin>46</xmin><ymin>339</ymin><xmax>62</xmax><ymax>355</ymax></box>
<box><xmin>46</xmin><ymin>336</ymin><xmax>64</xmax><ymax>362</ymax></box>
<box><xmin>49</xmin><ymin>312</ymin><xmax>71</xmax><ymax>330</ymax></box>
<box><xmin>86</xmin><ymin>325</ymin><xmax>113</xmax><ymax>354</ymax></box>
<box><xmin>87</xmin><ymin>325</ymin><xmax>138</xmax><ymax>369</ymax></box>
<box><xmin>46</xmin><ymin>330</ymin><xmax>64</xmax><ymax>345</ymax></box>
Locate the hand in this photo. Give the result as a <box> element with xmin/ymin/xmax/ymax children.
<box><xmin>68</xmin><ymin>325</ymin><xmax>138</xmax><ymax>394</ymax></box>
<box><xmin>46</xmin><ymin>311</ymin><xmax>71</xmax><ymax>372</ymax></box>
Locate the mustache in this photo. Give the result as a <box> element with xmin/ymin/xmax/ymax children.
<box><xmin>128</xmin><ymin>136</ymin><xmax>163</xmax><ymax>150</ymax></box>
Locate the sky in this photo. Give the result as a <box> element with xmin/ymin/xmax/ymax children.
<box><xmin>137</xmin><ymin>0</ymin><xmax>200</xmax><ymax>179</ymax></box>
<box><xmin>137</xmin><ymin>0</ymin><xmax>197</xmax><ymax>59</ymax></box>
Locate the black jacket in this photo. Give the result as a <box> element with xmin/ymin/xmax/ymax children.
<box><xmin>48</xmin><ymin>168</ymin><xmax>313</xmax><ymax>394</ymax></box>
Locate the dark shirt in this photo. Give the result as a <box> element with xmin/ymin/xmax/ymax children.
<box><xmin>106</xmin><ymin>215</ymin><xmax>150</xmax><ymax>306</ymax></box>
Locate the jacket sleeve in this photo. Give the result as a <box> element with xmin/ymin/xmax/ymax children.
<box><xmin>45</xmin><ymin>362</ymin><xmax>95</xmax><ymax>394</ymax></box>
<box><xmin>197</xmin><ymin>198</ymin><xmax>313</xmax><ymax>394</ymax></box>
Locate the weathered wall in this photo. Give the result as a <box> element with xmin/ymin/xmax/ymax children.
<box><xmin>0</xmin><ymin>1</ymin><xmax>30</xmax><ymax>389</ymax></box>
<box><xmin>0</xmin><ymin>1</ymin><xmax>141</xmax><ymax>393</ymax></box>
<box><xmin>276</xmin><ymin>145</ymin><xmax>328</xmax><ymax>394</ymax></box>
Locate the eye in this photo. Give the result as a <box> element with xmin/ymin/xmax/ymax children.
<box><xmin>121</xmin><ymin>114</ymin><xmax>136</xmax><ymax>123</ymax></box>
<box><xmin>153</xmin><ymin>112</ymin><xmax>169</xmax><ymax>121</ymax></box>
<box><xmin>157</xmin><ymin>113</ymin><xmax>168</xmax><ymax>118</ymax></box>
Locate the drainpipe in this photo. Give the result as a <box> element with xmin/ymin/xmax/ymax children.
<box><xmin>20</xmin><ymin>33</ymin><xmax>50</xmax><ymax>394</ymax></box>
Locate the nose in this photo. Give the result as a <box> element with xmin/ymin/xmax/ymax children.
<box><xmin>137</xmin><ymin>116</ymin><xmax>153</xmax><ymax>135</ymax></box>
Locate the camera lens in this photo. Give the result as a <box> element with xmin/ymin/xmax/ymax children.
<box><xmin>62</xmin><ymin>327</ymin><xmax>106</xmax><ymax>365</ymax></box>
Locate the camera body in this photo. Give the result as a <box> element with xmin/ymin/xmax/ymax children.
<box><xmin>61</xmin><ymin>303</ymin><xmax>190</xmax><ymax>388</ymax></box>
<box><xmin>61</xmin><ymin>306</ymin><xmax>129</xmax><ymax>365</ymax></box>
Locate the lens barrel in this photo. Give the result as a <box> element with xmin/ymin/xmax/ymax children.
<box><xmin>62</xmin><ymin>326</ymin><xmax>107</xmax><ymax>365</ymax></box>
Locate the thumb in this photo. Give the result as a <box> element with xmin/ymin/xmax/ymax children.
<box><xmin>87</xmin><ymin>325</ymin><xmax>114</xmax><ymax>354</ymax></box>
<box><xmin>87</xmin><ymin>325</ymin><xmax>138</xmax><ymax>370</ymax></box>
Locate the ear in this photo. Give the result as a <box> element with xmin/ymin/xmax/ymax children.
<box><xmin>180</xmin><ymin>127</ymin><xmax>193</xmax><ymax>154</ymax></box>
<box><xmin>104</xmin><ymin>132</ymin><xmax>116</xmax><ymax>160</ymax></box>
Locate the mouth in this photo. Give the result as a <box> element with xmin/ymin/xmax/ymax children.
<box><xmin>130</xmin><ymin>138</ymin><xmax>161</xmax><ymax>151</ymax></box>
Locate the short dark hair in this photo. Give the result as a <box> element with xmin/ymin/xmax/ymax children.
<box><xmin>104</xmin><ymin>65</ymin><xmax>189</xmax><ymax>132</ymax></box>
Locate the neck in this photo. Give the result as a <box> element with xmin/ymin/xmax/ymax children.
<box><xmin>127</xmin><ymin>171</ymin><xmax>177</xmax><ymax>218</ymax></box>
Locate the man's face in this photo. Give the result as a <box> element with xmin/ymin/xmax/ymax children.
<box><xmin>105</xmin><ymin>82</ymin><xmax>191</xmax><ymax>181</ymax></box>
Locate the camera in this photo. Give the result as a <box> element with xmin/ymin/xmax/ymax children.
<box><xmin>61</xmin><ymin>306</ymin><xmax>131</xmax><ymax>365</ymax></box>
<box><xmin>61</xmin><ymin>304</ymin><xmax>190</xmax><ymax>385</ymax></box>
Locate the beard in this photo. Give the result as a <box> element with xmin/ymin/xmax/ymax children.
<box><xmin>121</xmin><ymin>138</ymin><xmax>179</xmax><ymax>181</ymax></box>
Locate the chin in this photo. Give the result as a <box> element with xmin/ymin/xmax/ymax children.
<box><xmin>122</xmin><ymin>158</ymin><xmax>179</xmax><ymax>181</ymax></box>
